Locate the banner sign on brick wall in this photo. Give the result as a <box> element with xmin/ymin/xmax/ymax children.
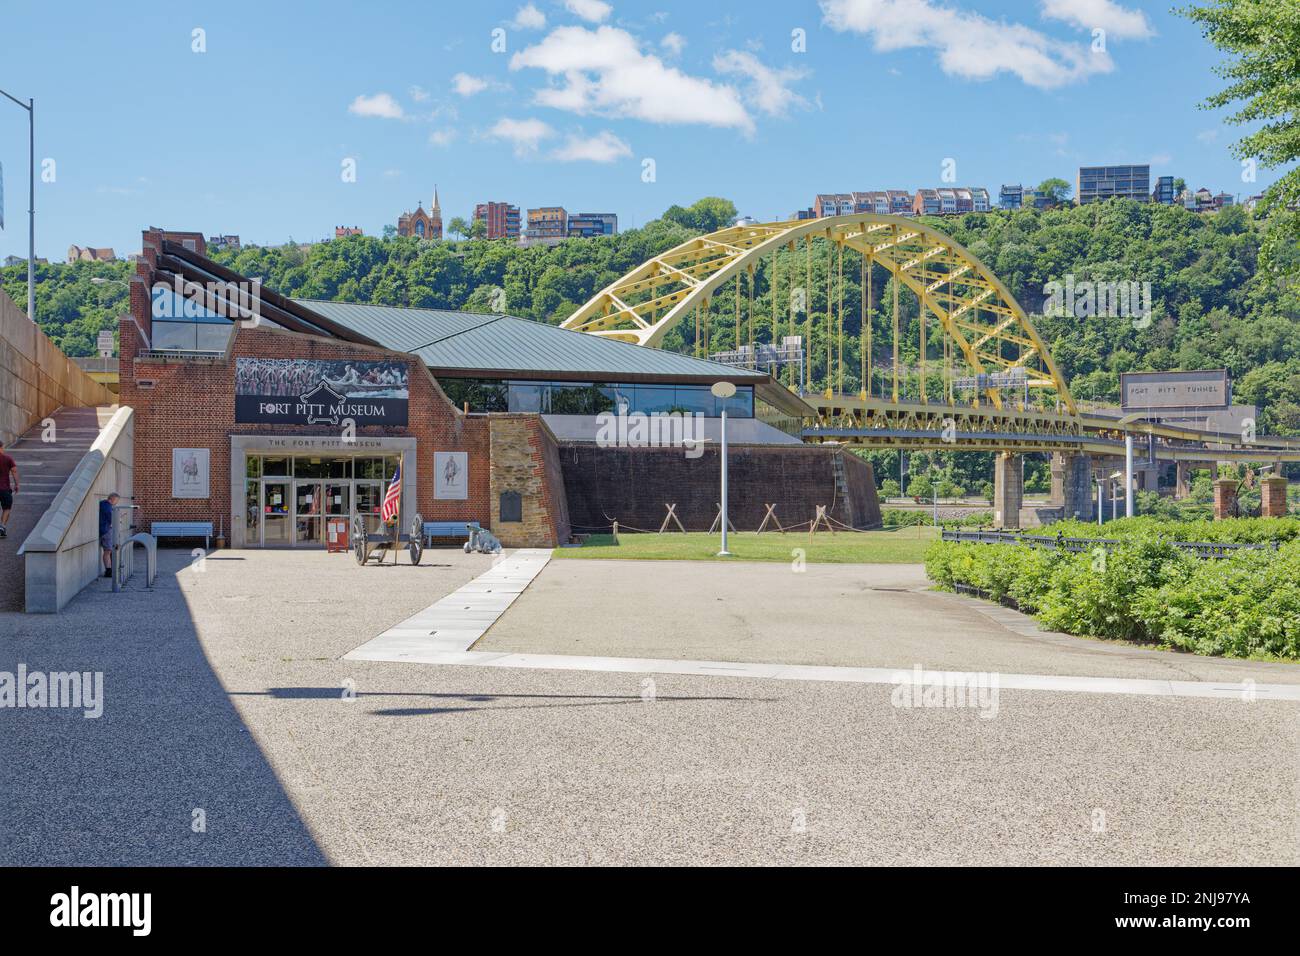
<box><xmin>235</xmin><ymin>358</ymin><xmax>409</xmax><ymax>426</ymax></box>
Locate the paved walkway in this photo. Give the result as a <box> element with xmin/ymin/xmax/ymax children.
<box><xmin>346</xmin><ymin>549</ymin><xmax>551</xmax><ymax>660</ymax></box>
<box><xmin>5</xmin><ymin>549</ymin><xmax>1298</xmax><ymax>865</ymax></box>
<box><xmin>0</xmin><ymin>405</ymin><xmax>115</xmax><ymax>612</ymax></box>
<box><xmin>475</xmin><ymin>559</ymin><xmax>1300</xmax><ymax>685</ymax></box>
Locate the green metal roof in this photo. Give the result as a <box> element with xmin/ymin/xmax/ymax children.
<box><xmin>294</xmin><ymin>299</ymin><xmax>766</xmax><ymax>382</ymax></box>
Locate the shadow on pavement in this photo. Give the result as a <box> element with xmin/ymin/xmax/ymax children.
<box><xmin>237</xmin><ymin>687</ymin><xmax>771</xmax><ymax>718</ymax></box>
<box><xmin>0</xmin><ymin>552</ymin><xmax>326</xmax><ymax>866</ymax></box>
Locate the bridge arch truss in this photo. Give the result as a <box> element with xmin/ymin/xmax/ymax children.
<box><xmin>560</xmin><ymin>214</ymin><xmax>1077</xmax><ymax>415</ymax></box>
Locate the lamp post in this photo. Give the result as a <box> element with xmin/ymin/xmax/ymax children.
<box><xmin>0</xmin><ymin>86</ymin><xmax>35</xmax><ymax>322</ymax></box>
<box><xmin>712</xmin><ymin>380</ymin><xmax>736</xmax><ymax>556</ymax></box>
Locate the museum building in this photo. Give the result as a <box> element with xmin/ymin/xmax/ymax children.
<box><xmin>121</xmin><ymin>229</ymin><xmax>877</xmax><ymax>550</ymax></box>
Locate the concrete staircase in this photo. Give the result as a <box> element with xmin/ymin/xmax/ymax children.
<box><xmin>0</xmin><ymin>406</ymin><xmax>115</xmax><ymax>612</ymax></box>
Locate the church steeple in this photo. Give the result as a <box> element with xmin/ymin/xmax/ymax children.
<box><xmin>429</xmin><ymin>184</ymin><xmax>443</xmax><ymax>239</ymax></box>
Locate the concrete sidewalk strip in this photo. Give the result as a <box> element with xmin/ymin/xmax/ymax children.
<box><xmin>344</xmin><ymin>549</ymin><xmax>551</xmax><ymax>660</ymax></box>
<box><xmin>344</xmin><ymin>646</ymin><xmax>1300</xmax><ymax>702</ymax></box>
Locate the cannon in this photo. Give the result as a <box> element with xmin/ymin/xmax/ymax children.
<box><xmin>464</xmin><ymin>525</ymin><xmax>503</xmax><ymax>554</ymax></box>
<box><xmin>352</xmin><ymin>512</ymin><xmax>424</xmax><ymax>566</ymax></box>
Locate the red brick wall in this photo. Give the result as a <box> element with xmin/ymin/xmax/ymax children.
<box><xmin>120</xmin><ymin>321</ymin><xmax>493</xmax><ymax>534</ymax></box>
<box><xmin>121</xmin><ymin>228</ymin><xmax>494</xmax><ymax>537</ymax></box>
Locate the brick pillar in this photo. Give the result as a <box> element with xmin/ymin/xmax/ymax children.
<box><xmin>1213</xmin><ymin>477</ymin><xmax>1238</xmax><ymax>520</ymax></box>
<box><xmin>1260</xmin><ymin>476</ymin><xmax>1289</xmax><ymax>518</ymax></box>
<box><xmin>993</xmin><ymin>452</ymin><xmax>1023</xmax><ymax>529</ymax></box>
<box><xmin>1050</xmin><ymin>451</ymin><xmax>1093</xmax><ymax>521</ymax></box>
<box><xmin>1174</xmin><ymin>461</ymin><xmax>1192</xmax><ymax>499</ymax></box>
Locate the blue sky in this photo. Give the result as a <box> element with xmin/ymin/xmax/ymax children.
<box><xmin>0</xmin><ymin>0</ymin><xmax>1279</xmax><ymax>261</ymax></box>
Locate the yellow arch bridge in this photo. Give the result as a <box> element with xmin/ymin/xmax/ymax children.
<box><xmin>562</xmin><ymin>213</ymin><xmax>1300</xmax><ymax>465</ymax></box>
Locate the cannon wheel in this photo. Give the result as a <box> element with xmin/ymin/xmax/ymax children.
<box><xmin>408</xmin><ymin>513</ymin><xmax>424</xmax><ymax>566</ymax></box>
<box><xmin>352</xmin><ymin>514</ymin><xmax>370</xmax><ymax>565</ymax></box>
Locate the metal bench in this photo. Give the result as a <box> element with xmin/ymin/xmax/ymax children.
<box><xmin>151</xmin><ymin>521</ymin><xmax>213</xmax><ymax>550</ymax></box>
<box><xmin>423</xmin><ymin>520</ymin><xmax>481</xmax><ymax>545</ymax></box>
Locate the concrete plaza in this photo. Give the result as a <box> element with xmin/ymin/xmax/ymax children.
<box><xmin>2</xmin><ymin>547</ymin><xmax>1297</xmax><ymax>866</ymax></box>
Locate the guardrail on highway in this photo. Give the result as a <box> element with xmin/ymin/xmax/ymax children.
<box><xmin>939</xmin><ymin>528</ymin><xmax>1279</xmax><ymax>559</ymax></box>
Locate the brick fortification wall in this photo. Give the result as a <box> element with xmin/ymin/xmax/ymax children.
<box><xmin>488</xmin><ymin>416</ymin><xmax>572</xmax><ymax>548</ymax></box>
<box><xmin>559</xmin><ymin>443</ymin><xmax>880</xmax><ymax>533</ymax></box>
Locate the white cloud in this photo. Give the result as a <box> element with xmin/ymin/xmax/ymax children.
<box><xmin>661</xmin><ymin>32</ymin><xmax>686</xmax><ymax>56</ymax></box>
<box><xmin>1149</xmin><ymin>152</ymin><xmax>1172</xmax><ymax>166</ymax></box>
<box><xmin>565</xmin><ymin>0</ymin><xmax>612</xmax><ymax>23</ymax></box>
<box><xmin>429</xmin><ymin>129</ymin><xmax>457</xmax><ymax>147</ymax></box>
<box><xmin>552</xmin><ymin>129</ymin><xmax>633</xmax><ymax>163</ymax></box>
<box><xmin>713</xmin><ymin>50</ymin><xmax>808</xmax><ymax>117</ymax></box>
<box><xmin>509</xmin><ymin>3</ymin><xmax>547</xmax><ymax>30</ymax></box>
<box><xmin>1040</xmin><ymin>0</ymin><xmax>1153</xmax><ymax>40</ymax></box>
<box><xmin>820</xmin><ymin>0</ymin><xmax>1113</xmax><ymax>90</ymax></box>
<box><xmin>348</xmin><ymin>92</ymin><xmax>404</xmax><ymax>119</ymax></box>
<box><xmin>511</xmin><ymin>25</ymin><xmax>754</xmax><ymax>133</ymax></box>
<box><xmin>488</xmin><ymin>116</ymin><xmax>556</xmax><ymax>154</ymax></box>
<box><xmin>408</xmin><ymin>85</ymin><xmax>430</xmax><ymax>102</ymax></box>
<box><xmin>1196</xmin><ymin>128</ymin><xmax>1219</xmax><ymax>144</ymax></box>
<box><xmin>452</xmin><ymin>73</ymin><xmax>490</xmax><ymax>97</ymax></box>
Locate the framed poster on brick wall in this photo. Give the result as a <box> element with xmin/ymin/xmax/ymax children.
<box><xmin>434</xmin><ymin>451</ymin><xmax>468</xmax><ymax>500</ymax></box>
<box><xmin>172</xmin><ymin>447</ymin><xmax>210</xmax><ymax>499</ymax></box>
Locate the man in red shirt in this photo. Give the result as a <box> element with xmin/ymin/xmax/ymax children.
<box><xmin>0</xmin><ymin>438</ymin><xmax>18</xmax><ymax>538</ymax></box>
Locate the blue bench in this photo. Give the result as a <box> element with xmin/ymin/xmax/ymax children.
<box><xmin>423</xmin><ymin>520</ymin><xmax>480</xmax><ymax>545</ymax></box>
<box><xmin>151</xmin><ymin>521</ymin><xmax>213</xmax><ymax>550</ymax></box>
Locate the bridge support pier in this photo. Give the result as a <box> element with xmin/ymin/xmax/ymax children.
<box><xmin>1050</xmin><ymin>452</ymin><xmax>1094</xmax><ymax>522</ymax></box>
<box><xmin>1261</xmin><ymin>475</ymin><xmax>1288</xmax><ymax>517</ymax></box>
<box><xmin>1174</xmin><ymin>461</ymin><xmax>1193</xmax><ymax>499</ymax></box>
<box><xmin>1213</xmin><ymin>477</ymin><xmax>1238</xmax><ymax>520</ymax></box>
<box><xmin>993</xmin><ymin>452</ymin><xmax>1023</xmax><ymax>529</ymax></box>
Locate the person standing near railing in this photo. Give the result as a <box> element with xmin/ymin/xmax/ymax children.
<box><xmin>99</xmin><ymin>492</ymin><xmax>119</xmax><ymax>577</ymax></box>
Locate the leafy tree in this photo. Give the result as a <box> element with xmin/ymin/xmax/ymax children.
<box><xmin>1037</xmin><ymin>178</ymin><xmax>1072</xmax><ymax>205</ymax></box>
<box><xmin>663</xmin><ymin>197</ymin><xmax>738</xmax><ymax>233</ymax></box>
<box><xmin>448</xmin><ymin>217</ymin><xmax>470</xmax><ymax>241</ymax></box>
<box><xmin>469</xmin><ymin>218</ymin><xmax>487</xmax><ymax>240</ymax></box>
<box><xmin>1181</xmin><ymin>0</ymin><xmax>1300</xmax><ymax>272</ymax></box>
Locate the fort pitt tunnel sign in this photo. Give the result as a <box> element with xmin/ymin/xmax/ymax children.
<box><xmin>235</xmin><ymin>358</ymin><xmax>410</xmax><ymax>427</ymax></box>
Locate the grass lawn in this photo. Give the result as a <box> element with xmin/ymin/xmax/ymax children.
<box><xmin>553</xmin><ymin>526</ymin><xmax>939</xmax><ymax>564</ymax></box>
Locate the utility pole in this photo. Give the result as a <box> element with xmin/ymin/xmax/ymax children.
<box><xmin>0</xmin><ymin>87</ymin><xmax>35</xmax><ymax>322</ymax></box>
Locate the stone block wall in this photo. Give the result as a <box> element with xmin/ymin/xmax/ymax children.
<box><xmin>0</xmin><ymin>288</ymin><xmax>114</xmax><ymax>446</ymax></box>
<box><xmin>488</xmin><ymin>415</ymin><xmax>571</xmax><ymax>547</ymax></box>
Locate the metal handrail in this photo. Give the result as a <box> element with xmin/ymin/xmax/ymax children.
<box><xmin>939</xmin><ymin>528</ymin><xmax>1280</xmax><ymax>559</ymax></box>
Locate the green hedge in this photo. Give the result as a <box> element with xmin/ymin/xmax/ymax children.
<box><xmin>925</xmin><ymin>533</ymin><xmax>1300</xmax><ymax>659</ymax></box>
<box><xmin>882</xmin><ymin>508</ymin><xmax>993</xmax><ymax>529</ymax></box>
<box><xmin>1049</xmin><ymin>516</ymin><xmax>1300</xmax><ymax>544</ymax></box>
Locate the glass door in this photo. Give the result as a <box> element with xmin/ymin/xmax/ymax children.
<box><xmin>294</xmin><ymin>481</ymin><xmax>323</xmax><ymax>547</ymax></box>
<box><xmin>355</xmin><ymin>481</ymin><xmax>383</xmax><ymax>538</ymax></box>
<box><xmin>324</xmin><ymin>482</ymin><xmax>350</xmax><ymax>518</ymax></box>
<box><xmin>263</xmin><ymin>480</ymin><xmax>290</xmax><ymax>546</ymax></box>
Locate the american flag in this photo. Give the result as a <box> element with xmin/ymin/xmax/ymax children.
<box><xmin>381</xmin><ymin>460</ymin><xmax>402</xmax><ymax>523</ymax></box>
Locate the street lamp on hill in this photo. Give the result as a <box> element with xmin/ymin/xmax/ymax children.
<box><xmin>0</xmin><ymin>85</ymin><xmax>35</xmax><ymax>322</ymax></box>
